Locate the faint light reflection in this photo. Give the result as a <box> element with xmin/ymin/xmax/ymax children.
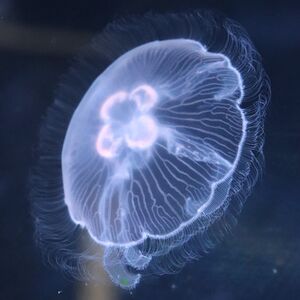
<box><xmin>77</xmin><ymin>233</ymin><xmax>116</xmax><ymax>300</ymax></box>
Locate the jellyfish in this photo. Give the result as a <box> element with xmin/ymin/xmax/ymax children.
<box><xmin>31</xmin><ymin>11</ymin><xmax>270</xmax><ymax>290</ymax></box>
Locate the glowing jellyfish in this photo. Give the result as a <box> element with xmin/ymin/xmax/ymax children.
<box><xmin>32</xmin><ymin>11</ymin><xmax>270</xmax><ymax>289</ymax></box>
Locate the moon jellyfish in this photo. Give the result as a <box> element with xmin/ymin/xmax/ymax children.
<box><xmin>31</xmin><ymin>11</ymin><xmax>270</xmax><ymax>289</ymax></box>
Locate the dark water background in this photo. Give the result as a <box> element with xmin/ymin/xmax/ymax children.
<box><xmin>0</xmin><ymin>0</ymin><xmax>299</xmax><ymax>299</ymax></box>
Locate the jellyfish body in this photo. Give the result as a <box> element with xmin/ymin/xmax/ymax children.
<box><xmin>32</xmin><ymin>11</ymin><xmax>270</xmax><ymax>290</ymax></box>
